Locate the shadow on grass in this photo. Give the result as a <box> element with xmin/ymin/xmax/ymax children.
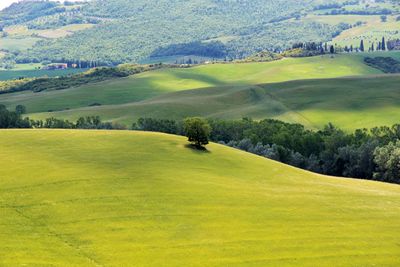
<box><xmin>185</xmin><ymin>144</ymin><xmax>211</xmax><ymax>153</ymax></box>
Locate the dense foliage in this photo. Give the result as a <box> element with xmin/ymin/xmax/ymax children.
<box><xmin>0</xmin><ymin>1</ymin><xmax>62</xmax><ymax>27</ymax></box>
<box><xmin>364</xmin><ymin>57</ymin><xmax>400</xmax><ymax>73</ymax></box>
<box><xmin>150</xmin><ymin>41</ymin><xmax>227</xmax><ymax>59</ymax></box>
<box><xmin>235</xmin><ymin>51</ymin><xmax>283</xmax><ymax>63</ymax></box>
<box><xmin>134</xmin><ymin>117</ymin><xmax>400</xmax><ymax>184</ymax></box>
<box><xmin>183</xmin><ymin>117</ymin><xmax>211</xmax><ymax>148</ymax></box>
<box><xmin>0</xmin><ymin>106</ymin><xmax>125</xmax><ymax>130</ymax></box>
<box><xmin>0</xmin><ymin>0</ymin><xmax>365</xmax><ymax>64</ymax></box>
<box><xmin>0</xmin><ymin>104</ymin><xmax>31</xmax><ymax>128</ymax></box>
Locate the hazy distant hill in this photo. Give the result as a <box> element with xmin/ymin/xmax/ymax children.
<box><xmin>0</xmin><ymin>0</ymin><xmax>399</xmax><ymax>64</ymax></box>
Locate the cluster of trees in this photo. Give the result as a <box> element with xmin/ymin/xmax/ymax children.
<box><xmin>235</xmin><ymin>51</ymin><xmax>282</xmax><ymax>63</ymax></box>
<box><xmin>387</xmin><ymin>39</ymin><xmax>400</xmax><ymax>51</ymax></box>
<box><xmin>324</xmin><ymin>8</ymin><xmax>392</xmax><ymax>16</ymax></box>
<box><xmin>281</xmin><ymin>37</ymin><xmax>396</xmax><ymax>56</ymax></box>
<box><xmin>364</xmin><ymin>57</ymin><xmax>400</xmax><ymax>73</ymax></box>
<box><xmin>6</xmin><ymin>0</ymin><xmax>360</xmax><ymax>64</ymax></box>
<box><xmin>150</xmin><ymin>41</ymin><xmax>227</xmax><ymax>59</ymax></box>
<box><xmin>31</xmin><ymin>116</ymin><xmax>126</xmax><ymax>130</ymax></box>
<box><xmin>363</xmin><ymin>37</ymin><xmax>386</xmax><ymax>52</ymax></box>
<box><xmin>281</xmin><ymin>42</ymin><xmax>338</xmax><ymax>57</ymax></box>
<box><xmin>0</xmin><ymin>53</ymin><xmax>17</xmax><ymax>70</ymax></box>
<box><xmin>335</xmin><ymin>37</ymin><xmax>390</xmax><ymax>53</ymax></box>
<box><xmin>0</xmin><ymin>105</ymin><xmax>31</xmax><ymax>128</ymax></box>
<box><xmin>134</xmin><ymin>117</ymin><xmax>400</xmax><ymax>184</ymax></box>
<box><xmin>313</xmin><ymin>1</ymin><xmax>358</xmax><ymax>11</ymax></box>
<box><xmin>0</xmin><ymin>105</ymin><xmax>125</xmax><ymax>130</ymax></box>
<box><xmin>173</xmin><ymin>57</ymin><xmax>209</xmax><ymax>65</ymax></box>
<box><xmin>17</xmin><ymin>57</ymin><xmax>111</xmax><ymax>69</ymax></box>
<box><xmin>0</xmin><ymin>1</ymin><xmax>63</xmax><ymax>27</ymax></box>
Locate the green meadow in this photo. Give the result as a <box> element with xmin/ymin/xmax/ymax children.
<box><xmin>0</xmin><ymin>68</ymin><xmax>87</xmax><ymax>81</ymax></box>
<box><xmin>0</xmin><ymin>130</ymin><xmax>399</xmax><ymax>266</ymax></box>
<box><xmin>34</xmin><ymin>74</ymin><xmax>399</xmax><ymax>130</ymax></box>
<box><xmin>0</xmin><ymin>54</ymin><xmax>388</xmax><ymax>128</ymax></box>
<box><xmin>0</xmin><ymin>36</ymin><xmax>41</xmax><ymax>52</ymax></box>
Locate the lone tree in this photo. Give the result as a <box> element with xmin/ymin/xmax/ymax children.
<box><xmin>382</xmin><ymin>36</ymin><xmax>386</xmax><ymax>51</ymax></box>
<box><xmin>329</xmin><ymin>45</ymin><xmax>335</xmax><ymax>54</ymax></box>
<box><xmin>183</xmin><ymin>117</ymin><xmax>211</xmax><ymax>148</ymax></box>
<box><xmin>15</xmin><ymin>105</ymin><xmax>26</xmax><ymax>115</ymax></box>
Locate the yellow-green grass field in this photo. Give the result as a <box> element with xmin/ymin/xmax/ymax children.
<box><xmin>0</xmin><ymin>130</ymin><xmax>399</xmax><ymax>266</ymax></box>
<box><xmin>0</xmin><ymin>54</ymin><xmax>383</xmax><ymax>117</ymax></box>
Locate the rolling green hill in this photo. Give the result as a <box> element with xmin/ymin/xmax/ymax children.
<box><xmin>27</xmin><ymin>74</ymin><xmax>400</xmax><ymax>130</ymax></box>
<box><xmin>0</xmin><ymin>54</ymin><xmax>385</xmax><ymax>128</ymax></box>
<box><xmin>0</xmin><ymin>53</ymin><xmax>396</xmax><ymax>130</ymax></box>
<box><xmin>0</xmin><ymin>129</ymin><xmax>399</xmax><ymax>266</ymax></box>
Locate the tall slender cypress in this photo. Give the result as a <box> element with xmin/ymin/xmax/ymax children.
<box><xmin>382</xmin><ymin>37</ymin><xmax>386</xmax><ymax>51</ymax></box>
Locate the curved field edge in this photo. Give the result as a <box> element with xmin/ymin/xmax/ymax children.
<box><xmin>0</xmin><ymin>129</ymin><xmax>399</xmax><ymax>267</ymax></box>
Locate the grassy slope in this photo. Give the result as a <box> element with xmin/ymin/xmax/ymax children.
<box><xmin>0</xmin><ymin>130</ymin><xmax>399</xmax><ymax>266</ymax></box>
<box><xmin>0</xmin><ymin>68</ymin><xmax>87</xmax><ymax>81</ymax></box>
<box><xmin>30</xmin><ymin>74</ymin><xmax>400</xmax><ymax>130</ymax></box>
<box><xmin>0</xmin><ymin>54</ymin><xmax>381</xmax><ymax>114</ymax></box>
<box><xmin>0</xmin><ymin>36</ymin><xmax>41</xmax><ymax>52</ymax></box>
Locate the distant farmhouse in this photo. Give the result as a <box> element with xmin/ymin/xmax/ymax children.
<box><xmin>42</xmin><ymin>63</ymin><xmax>68</xmax><ymax>70</ymax></box>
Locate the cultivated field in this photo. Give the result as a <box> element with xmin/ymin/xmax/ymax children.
<box><xmin>0</xmin><ymin>130</ymin><xmax>399</xmax><ymax>266</ymax></box>
<box><xmin>26</xmin><ymin>74</ymin><xmax>399</xmax><ymax>130</ymax></box>
<box><xmin>0</xmin><ymin>54</ymin><xmax>385</xmax><ymax>125</ymax></box>
<box><xmin>0</xmin><ymin>68</ymin><xmax>87</xmax><ymax>81</ymax></box>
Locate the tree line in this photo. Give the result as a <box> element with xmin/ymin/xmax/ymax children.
<box><xmin>133</xmin><ymin>117</ymin><xmax>400</xmax><ymax>184</ymax></box>
<box><xmin>0</xmin><ymin>105</ymin><xmax>126</xmax><ymax>130</ymax></box>
<box><xmin>364</xmin><ymin>57</ymin><xmax>400</xmax><ymax>73</ymax></box>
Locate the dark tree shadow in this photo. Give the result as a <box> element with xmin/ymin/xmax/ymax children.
<box><xmin>185</xmin><ymin>144</ymin><xmax>211</xmax><ymax>153</ymax></box>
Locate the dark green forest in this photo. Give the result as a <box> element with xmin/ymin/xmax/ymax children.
<box><xmin>0</xmin><ymin>0</ymin><xmax>365</xmax><ymax>64</ymax></box>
